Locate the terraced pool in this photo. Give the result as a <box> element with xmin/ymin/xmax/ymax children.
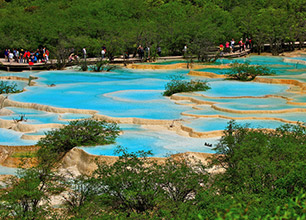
<box><xmin>0</xmin><ymin>55</ymin><xmax>305</xmax><ymax>158</ymax></box>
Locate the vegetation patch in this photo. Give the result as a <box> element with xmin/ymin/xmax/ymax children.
<box><xmin>0</xmin><ymin>81</ymin><xmax>22</xmax><ymax>94</ymax></box>
<box><xmin>37</xmin><ymin>119</ymin><xmax>120</xmax><ymax>165</ymax></box>
<box><xmin>10</xmin><ymin>151</ymin><xmax>37</xmax><ymax>158</ymax></box>
<box><xmin>163</xmin><ymin>75</ymin><xmax>210</xmax><ymax>96</ymax></box>
<box><xmin>0</xmin><ymin>121</ymin><xmax>305</xmax><ymax>219</ymax></box>
<box><xmin>225</xmin><ymin>62</ymin><xmax>275</xmax><ymax>81</ymax></box>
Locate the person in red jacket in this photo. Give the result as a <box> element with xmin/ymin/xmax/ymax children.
<box><xmin>239</xmin><ymin>38</ymin><xmax>244</xmax><ymax>52</ymax></box>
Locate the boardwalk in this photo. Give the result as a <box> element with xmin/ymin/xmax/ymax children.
<box><xmin>0</xmin><ymin>49</ymin><xmax>251</xmax><ymax>71</ymax></box>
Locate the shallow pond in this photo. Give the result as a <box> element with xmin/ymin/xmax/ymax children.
<box><xmin>0</xmin><ymin>55</ymin><xmax>305</xmax><ymax>160</ymax></box>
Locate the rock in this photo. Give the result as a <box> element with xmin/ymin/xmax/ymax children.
<box><xmin>0</xmin><ymin>108</ymin><xmax>13</xmax><ymax>116</ymax></box>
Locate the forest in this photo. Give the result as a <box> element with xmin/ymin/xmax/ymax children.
<box><xmin>0</xmin><ymin>0</ymin><xmax>306</xmax><ymax>219</ymax></box>
<box><xmin>0</xmin><ymin>0</ymin><xmax>305</xmax><ymax>58</ymax></box>
<box><xmin>0</xmin><ymin>120</ymin><xmax>305</xmax><ymax>219</ymax></box>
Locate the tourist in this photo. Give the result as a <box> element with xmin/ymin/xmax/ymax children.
<box><xmin>248</xmin><ymin>38</ymin><xmax>252</xmax><ymax>49</ymax></box>
<box><xmin>39</xmin><ymin>48</ymin><xmax>44</xmax><ymax>62</ymax></box>
<box><xmin>13</xmin><ymin>49</ymin><xmax>17</xmax><ymax>61</ymax></box>
<box><xmin>35</xmin><ymin>49</ymin><xmax>40</xmax><ymax>62</ymax></box>
<box><xmin>101</xmin><ymin>47</ymin><xmax>106</xmax><ymax>59</ymax></box>
<box><xmin>19</xmin><ymin>49</ymin><xmax>24</xmax><ymax>63</ymax></box>
<box><xmin>83</xmin><ymin>47</ymin><xmax>87</xmax><ymax>59</ymax></box>
<box><xmin>239</xmin><ymin>38</ymin><xmax>244</xmax><ymax>52</ymax></box>
<box><xmin>245</xmin><ymin>38</ymin><xmax>250</xmax><ymax>49</ymax></box>
<box><xmin>219</xmin><ymin>44</ymin><xmax>224</xmax><ymax>55</ymax></box>
<box><xmin>230</xmin><ymin>39</ymin><xmax>235</xmax><ymax>53</ymax></box>
<box><xmin>31</xmin><ymin>55</ymin><xmax>37</xmax><ymax>63</ymax></box>
<box><xmin>23</xmin><ymin>51</ymin><xmax>27</xmax><ymax>63</ymax></box>
<box><xmin>124</xmin><ymin>51</ymin><xmax>129</xmax><ymax>59</ymax></box>
<box><xmin>68</xmin><ymin>53</ymin><xmax>75</xmax><ymax>62</ymax></box>
<box><xmin>157</xmin><ymin>46</ymin><xmax>161</xmax><ymax>57</ymax></box>
<box><xmin>24</xmin><ymin>50</ymin><xmax>30</xmax><ymax>63</ymax></box>
<box><xmin>145</xmin><ymin>46</ymin><xmax>150</xmax><ymax>60</ymax></box>
<box><xmin>4</xmin><ymin>49</ymin><xmax>8</xmax><ymax>60</ymax></box>
<box><xmin>137</xmin><ymin>45</ymin><xmax>144</xmax><ymax>60</ymax></box>
<box><xmin>183</xmin><ymin>44</ymin><xmax>187</xmax><ymax>56</ymax></box>
<box><xmin>225</xmin><ymin>41</ymin><xmax>230</xmax><ymax>53</ymax></box>
<box><xmin>8</xmin><ymin>51</ymin><xmax>14</xmax><ymax>63</ymax></box>
<box><xmin>45</xmin><ymin>49</ymin><xmax>49</xmax><ymax>63</ymax></box>
<box><xmin>16</xmin><ymin>49</ymin><xmax>20</xmax><ymax>62</ymax></box>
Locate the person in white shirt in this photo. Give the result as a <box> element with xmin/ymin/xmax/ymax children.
<box><xmin>83</xmin><ymin>47</ymin><xmax>87</xmax><ymax>59</ymax></box>
<box><xmin>101</xmin><ymin>48</ymin><xmax>105</xmax><ymax>59</ymax></box>
<box><xmin>230</xmin><ymin>39</ymin><xmax>235</xmax><ymax>53</ymax></box>
<box><xmin>9</xmin><ymin>52</ymin><xmax>14</xmax><ymax>63</ymax></box>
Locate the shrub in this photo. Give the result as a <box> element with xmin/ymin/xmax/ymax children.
<box><xmin>37</xmin><ymin>119</ymin><xmax>120</xmax><ymax>165</ymax></box>
<box><xmin>0</xmin><ymin>167</ymin><xmax>64</xmax><ymax>219</ymax></box>
<box><xmin>65</xmin><ymin>146</ymin><xmax>209</xmax><ymax>217</ymax></box>
<box><xmin>225</xmin><ymin>62</ymin><xmax>275</xmax><ymax>81</ymax></box>
<box><xmin>212</xmin><ymin>121</ymin><xmax>306</xmax><ymax>196</ymax></box>
<box><xmin>163</xmin><ymin>75</ymin><xmax>210</xmax><ymax>96</ymax></box>
<box><xmin>79</xmin><ymin>60</ymin><xmax>88</xmax><ymax>71</ymax></box>
<box><xmin>92</xmin><ymin>60</ymin><xmax>115</xmax><ymax>72</ymax></box>
<box><xmin>0</xmin><ymin>81</ymin><xmax>22</xmax><ymax>94</ymax></box>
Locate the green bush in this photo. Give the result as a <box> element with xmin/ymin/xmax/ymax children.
<box><xmin>163</xmin><ymin>75</ymin><xmax>210</xmax><ymax>96</ymax></box>
<box><xmin>225</xmin><ymin>62</ymin><xmax>275</xmax><ymax>81</ymax></box>
<box><xmin>79</xmin><ymin>60</ymin><xmax>88</xmax><ymax>71</ymax></box>
<box><xmin>63</xmin><ymin>146</ymin><xmax>209</xmax><ymax>218</ymax></box>
<box><xmin>212</xmin><ymin>121</ymin><xmax>306</xmax><ymax>196</ymax></box>
<box><xmin>37</xmin><ymin>119</ymin><xmax>120</xmax><ymax>165</ymax></box>
<box><xmin>0</xmin><ymin>81</ymin><xmax>22</xmax><ymax>94</ymax></box>
<box><xmin>2</xmin><ymin>121</ymin><xmax>306</xmax><ymax>219</ymax></box>
<box><xmin>92</xmin><ymin>60</ymin><xmax>115</xmax><ymax>72</ymax></box>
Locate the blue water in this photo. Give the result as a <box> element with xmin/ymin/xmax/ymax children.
<box><xmin>198</xmin><ymin>81</ymin><xmax>288</xmax><ymax>97</ymax></box>
<box><xmin>0</xmin><ymin>165</ymin><xmax>17</xmax><ymax>175</ymax></box>
<box><xmin>185</xmin><ymin>118</ymin><xmax>284</xmax><ymax>132</ymax></box>
<box><xmin>0</xmin><ymin>107</ymin><xmax>67</xmax><ymax>125</ymax></box>
<box><xmin>0</xmin><ymin>55</ymin><xmax>304</xmax><ymax>160</ymax></box>
<box><xmin>60</xmin><ymin>113</ymin><xmax>91</xmax><ymax>120</ymax></box>
<box><xmin>218</xmin><ymin>56</ymin><xmax>306</xmax><ymax>67</ymax></box>
<box><xmin>183</xmin><ymin>107</ymin><xmax>306</xmax><ymax>123</ymax></box>
<box><xmin>79</xmin><ymin>125</ymin><xmax>217</xmax><ymax>157</ymax></box>
<box><xmin>10</xmin><ymin>72</ymin><xmax>192</xmax><ymax>119</ymax></box>
<box><xmin>0</xmin><ymin>128</ymin><xmax>36</xmax><ymax>145</ymax></box>
<box><xmin>0</xmin><ymin>80</ymin><xmax>27</xmax><ymax>91</ymax></box>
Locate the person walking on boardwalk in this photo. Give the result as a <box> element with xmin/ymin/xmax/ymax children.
<box><xmin>239</xmin><ymin>38</ymin><xmax>244</xmax><ymax>52</ymax></box>
<box><xmin>101</xmin><ymin>47</ymin><xmax>106</xmax><ymax>59</ymax></box>
<box><xmin>20</xmin><ymin>49</ymin><xmax>24</xmax><ymax>63</ymax></box>
<box><xmin>245</xmin><ymin>38</ymin><xmax>250</xmax><ymax>49</ymax></box>
<box><xmin>219</xmin><ymin>44</ymin><xmax>224</xmax><ymax>55</ymax></box>
<box><xmin>8</xmin><ymin>51</ymin><xmax>14</xmax><ymax>63</ymax></box>
<box><xmin>83</xmin><ymin>47</ymin><xmax>87</xmax><ymax>59</ymax></box>
<box><xmin>225</xmin><ymin>41</ymin><xmax>230</xmax><ymax>53</ymax></box>
<box><xmin>230</xmin><ymin>39</ymin><xmax>235</xmax><ymax>53</ymax></box>
<box><xmin>45</xmin><ymin>49</ymin><xmax>49</xmax><ymax>63</ymax></box>
<box><xmin>137</xmin><ymin>45</ymin><xmax>144</xmax><ymax>60</ymax></box>
<box><xmin>183</xmin><ymin>44</ymin><xmax>187</xmax><ymax>56</ymax></box>
<box><xmin>4</xmin><ymin>49</ymin><xmax>8</xmax><ymax>60</ymax></box>
<box><xmin>157</xmin><ymin>46</ymin><xmax>161</xmax><ymax>57</ymax></box>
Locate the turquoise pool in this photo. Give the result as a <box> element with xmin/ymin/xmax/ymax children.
<box><xmin>0</xmin><ymin>55</ymin><xmax>304</xmax><ymax>159</ymax></box>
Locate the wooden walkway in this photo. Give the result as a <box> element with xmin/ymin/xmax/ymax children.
<box><xmin>0</xmin><ymin>49</ymin><xmax>251</xmax><ymax>72</ymax></box>
<box><xmin>0</xmin><ymin>57</ymin><xmax>143</xmax><ymax>71</ymax></box>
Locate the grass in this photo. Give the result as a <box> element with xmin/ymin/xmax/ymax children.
<box><xmin>10</xmin><ymin>151</ymin><xmax>37</xmax><ymax>158</ymax></box>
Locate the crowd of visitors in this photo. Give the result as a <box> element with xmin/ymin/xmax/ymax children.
<box><xmin>219</xmin><ymin>37</ymin><xmax>252</xmax><ymax>55</ymax></box>
<box><xmin>2</xmin><ymin>41</ymin><xmax>253</xmax><ymax>65</ymax></box>
<box><xmin>136</xmin><ymin>45</ymin><xmax>162</xmax><ymax>60</ymax></box>
<box><xmin>4</xmin><ymin>48</ymin><xmax>49</xmax><ymax>64</ymax></box>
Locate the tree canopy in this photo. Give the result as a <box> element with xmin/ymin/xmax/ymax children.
<box><xmin>1</xmin><ymin>120</ymin><xmax>305</xmax><ymax>219</ymax></box>
<box><xmin>0</xmin><ymin>0</ymin><xmax>305</xmax><ymax>57</ymax></box>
